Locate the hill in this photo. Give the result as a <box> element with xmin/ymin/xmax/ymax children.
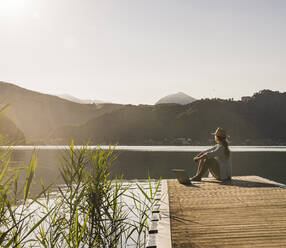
<box><xmin>0</xmin><ymin>113</ymin><xmax>25</xmax><ymax>145</ymax></box>
<box><xmin>0</xmin><ymin>82</ymin><xmax>122</xmax><ymax>142</ymax></box>
<box><xmin>155</xmin><ymin>92</ymin><xmax>196</xmax><ymax>105</ymax></box>
<box><xmin>51</xmin><ymin>90</ymin><xmax>286</xmax><ymax>145</ymax></box>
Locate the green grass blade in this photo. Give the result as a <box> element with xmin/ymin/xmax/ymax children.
<box><xmin>24</xmin><ymin>152</ymin><xmax>38</xmax><ymax>202</ymax></box>
<box><xmin>17</xmin><ymin>206</ymin><xmax>56</xmax><ymax>246</ymax></box>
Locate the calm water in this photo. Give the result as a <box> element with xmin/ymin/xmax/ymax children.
<box><xmin>7</xmin><ymin>180</ymin><xmax>160</xmax><ymax>248</ymax></box>
<box><xmin>5</xmin><ymin>146</ymin><xmax>286</xmax><ymax>193</ymax></box>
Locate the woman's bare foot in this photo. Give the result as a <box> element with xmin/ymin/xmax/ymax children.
<box><xmin>190</xmin><ymin>176</ymin><xmax>201</xmax><ymax>181</ymax></box>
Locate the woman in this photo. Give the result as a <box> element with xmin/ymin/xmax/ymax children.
<box><xmin>191</xmin><ymin>127</ymin><xmax>232</xmax><ymax>181</ymax></box>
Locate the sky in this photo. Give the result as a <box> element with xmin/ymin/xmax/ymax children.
<box><xmin>0</xmin><ymin>0</ymin><xmax>286</xmax><ymax>104</ymax></box>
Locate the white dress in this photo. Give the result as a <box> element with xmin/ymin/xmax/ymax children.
<box><xmin>204</xmin><ymin>144</ymin><xmax>232</xmax><ymax>180</ymax></box>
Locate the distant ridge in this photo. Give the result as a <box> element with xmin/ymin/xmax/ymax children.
<box><xmin>0</xmin><ymin>81</ymin><xmax>122</xmax><ymax>141</ymax></box>
<box><xmin>57</xmin><ymin>94</ymin><xmax>106</xmax><ymax>104</ymax></box>
<box><xmin>156</xmin><ymin>92</ymin><xmax>196</xmax><ymax>105</ymax></box>
<box><xmin>51</xmin><ymin>89</ymin><xmax>286</xmax><ymax>146</ymax></box>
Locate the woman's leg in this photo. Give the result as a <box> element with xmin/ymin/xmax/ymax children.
<box><xmin>207</xmin><ymin>158</ymin><xmax>221</xmax><ymax>180</ymax></box>
<box><xmin>191</xmin><ymin>158</ymin><xmax>220</xmax><ymax>181</ymax></box>
<box><xmin>191</xmin><ymin>158</ymin><xmax>208</xmax><ymax>181</ymax></box>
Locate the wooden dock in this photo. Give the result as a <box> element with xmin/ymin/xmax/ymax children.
<box><xmin>167</xmin><ymin>176</ymin><xmax>286</xmax><ymax>247</ymax></box>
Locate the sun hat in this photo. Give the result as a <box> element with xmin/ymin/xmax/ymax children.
<box><xmin>211</xmin><ymin>127</ymin><xmax>230</xmax><ymax>140</ymax></box>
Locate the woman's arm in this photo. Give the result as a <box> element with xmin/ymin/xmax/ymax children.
<box><xmin>204</xmin><ymin>145</ymin><xmax>223</xmax><ymax>158</ymax></box>
<box><xmin>194</xmin><ymin>153</ymin><xmax>207</xmax><ymax>161</ymax></box>
<box><xmin>203</xmin><ymin>146</ymin><xmax>217</xmax><ymax>153</ymax></box>
<box><xmin>196</xmin><ymin>151</ymin><xmax>204</xmax><ymax>157</ymax></box>
<box><xmin>194</xmin><ymin>145</ymin><xmax>217</xmax><ymax>161</ymax></box>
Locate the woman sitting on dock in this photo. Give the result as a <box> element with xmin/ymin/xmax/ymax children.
<box><xmin>191</xmin><ymin>127</ymin><xmax>232</xmax><ymax>182</ymax></box>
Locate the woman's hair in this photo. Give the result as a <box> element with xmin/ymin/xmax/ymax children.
<box><xmin>217</xmin><ymin>135</ymin><xmax>230</xmax><ymax>158</ymax></box>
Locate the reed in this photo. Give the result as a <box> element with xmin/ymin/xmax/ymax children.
<box><xmin>0</xmin><ymin>141</ymin><xmax>161</xmax><ymax>248</ymax></box>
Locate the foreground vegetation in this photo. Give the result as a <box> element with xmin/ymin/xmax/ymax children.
<box><xmin>0</xmin><ymin>142</ymin><xmax>161</xmax><ymax>248</ymax></box>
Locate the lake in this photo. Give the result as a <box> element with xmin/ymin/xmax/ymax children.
<box><xmin>5</xmin><ymin>146</ymin><xmax>286</xmax><ymax>194</ymax></box>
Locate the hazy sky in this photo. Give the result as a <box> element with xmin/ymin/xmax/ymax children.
<box><xmin>1</xmin><ymin>0</ymin><xmax>286</xmax><ymax>104</ymax></box>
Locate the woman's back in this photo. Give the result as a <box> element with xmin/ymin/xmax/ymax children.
<box><xmin>206</xmin><ymin>144</ymin><xmax>232</xmax><ymax>180</ymax></box>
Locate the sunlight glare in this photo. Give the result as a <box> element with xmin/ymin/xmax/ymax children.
<box><xmin>0</xmin><ymin>0</ymin><xmax>27</xmax><ymax>16</ymax></box>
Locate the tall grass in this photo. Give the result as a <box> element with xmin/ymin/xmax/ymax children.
<box><xmin>0</xmin><ymin>141</ymin><xmax>161</xmax><ymax>248</ymax></box>
<box><xmin>0</xmin><ymin>148</ymin><xmax>53</xmax><ymax>248</ymax></box>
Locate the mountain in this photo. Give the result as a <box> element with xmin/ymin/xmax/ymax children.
<box><xmin>0</xmin><ymin>113</ymin><xmax>25</xmax><ymax>145</ymax></box>
<box><xmin>2</xmin><ymin>82</ymin><xmax>285</xmax><ymax>145</ymax></box>
<box><xmin>51</xmin><ymin>90</ymin><xmax>286</xmax><ymax>145</ymax></box>
<box><xmin>156</xmin><ymin>92</ymin><xmax>196</xmax><ymax>105</ymax></box>
<box><xmin>56</xmin><ymin>94</ymin><xmax>105</xmax><ymax>104</ymax></box>
<box><xmin>0</xmin><ymin>82</ymin><xmax>122</xmax><ymax>142</ymax></box>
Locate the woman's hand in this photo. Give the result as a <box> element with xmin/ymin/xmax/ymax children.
<box><xmin>193</xmin><ymin>156</ymin><xmax>199</xmax><ymax>162</ymax></box>
<box><xmin>194</xmin><ymin>154</ymin><xmax>207</xmax><ymax>162</ymax></box>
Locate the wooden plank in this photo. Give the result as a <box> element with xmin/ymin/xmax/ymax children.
<box><xmin>167</xmin><ymin>176</ymin><xmax>286</xmax><ymax>247</ymax></box>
